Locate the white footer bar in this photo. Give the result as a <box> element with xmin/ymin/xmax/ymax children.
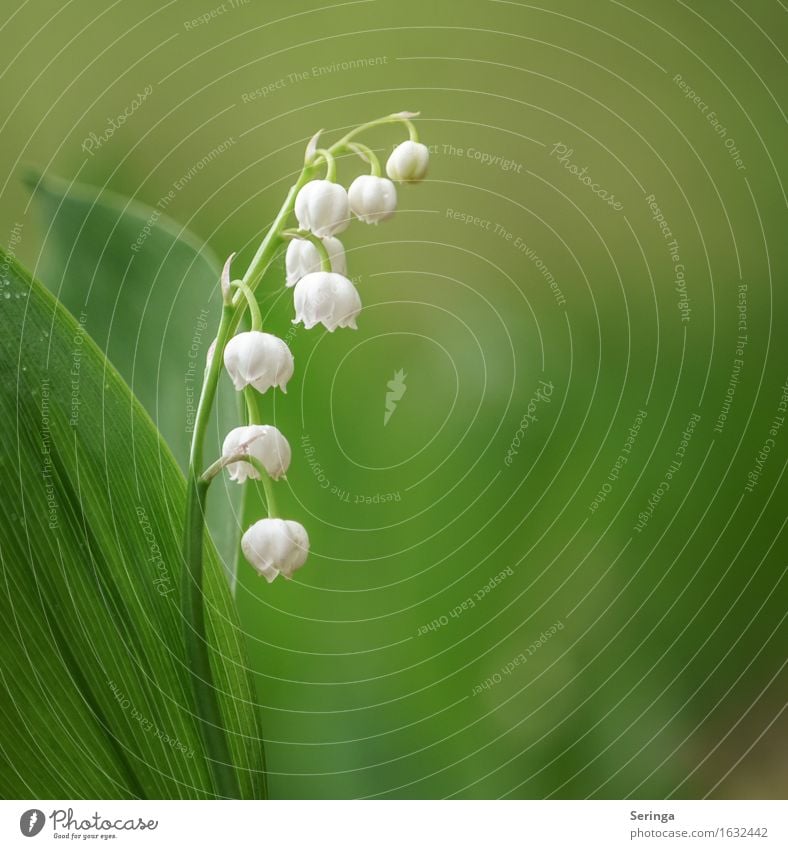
<box><xmin>2</xmin><ymin>800</ymin><xmax>785</xmax><ymax>848</ymax></box>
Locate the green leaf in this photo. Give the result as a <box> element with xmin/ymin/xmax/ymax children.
<box><xmin>0</xmin><ymin>249</ymin><xmax>264</xmax><ymax>798</ymax></box>
<box><xmin>25</xmin><ymin>172</ymin><xmax>241</xmax><ymax>586</ymax></box>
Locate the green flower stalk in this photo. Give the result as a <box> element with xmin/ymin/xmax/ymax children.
<box><xmin>181</xmin><ymin>111</ymin><xmax>430</xmax><ymax>798</ymax></box>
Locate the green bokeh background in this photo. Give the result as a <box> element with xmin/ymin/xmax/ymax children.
<box><xmin>2</xmin><ymin>0</ymin><xmax>786</xmax><ymax>798</ymax></box>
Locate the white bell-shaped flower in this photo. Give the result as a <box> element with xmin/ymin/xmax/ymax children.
<box><xmin>294</xmin><ymin>179</ymin><xmax>350</xmax><ymax>237</ymax></box>
<box><xmin>348</xmin><ymin>175</ymin><xmax>397</xmax><ymax>224</ymax></box>
<box><xmin>223</xmin><ymin>331</ymin><xmax>294</xmax><ymax>394</ymax></box>
<box><xmin>222</xmin><ymin>424</ymin><xmax>291</xmax><ymax>482</ymax></box>
<box><xmin>285</xmin><ymin>236</ymin><xmax>347</xmax><ymax>287</ymax></box>
<box><xmin>386</xmin><ymin>140</ymin><xmax>430</xmax><ymax>183</ymax></box>
<box><xmin>293</xmin><ymin>271</ymin><xmax>361</xmax><ymax>331</ymax></box>
<box><xmin>241</xmin><ymin>518</ymin><xmax>309</xmax><ymax>582</ymax></box>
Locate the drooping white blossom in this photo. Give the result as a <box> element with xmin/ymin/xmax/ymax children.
<box><xmin>386</xmin><ymin>140</ymin><xmax>430</xmax><ymax>183</ymax></box>
<box><xmin>292</xmin><ymin>271</ymin><xmax>361</xmax><ymax>331</ymax></box>
<box><xmin>223</xmin><ymin>331</ymin><xmax>294</xmax><ymax>394</ymax></box>
<box><xmin>241</xmin><ymin>518</ymin><xmax>309</xmax><ymax>582</ymax></box>
<box><xmin>294</xmin><ymin>179</ymin><xmax>350</xmax><ymax>237</ymax></box>
<box><xmin>348</xmin><ymin>175</ymin><xmax>397</xmax><ymax>224</ymax></box>
<box><xmin>285</xmin><ymin>236</ymin><xmax>347</xmax><ymax>287</ymax></box>
<box><xmin>221</xmin><ymin>424</ymin><xmax>291</xmax><ymax>482</ymax></box>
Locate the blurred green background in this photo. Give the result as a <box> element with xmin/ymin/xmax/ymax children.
<box><xmin>2</xmin><ymin>0</ymin><xmax>786</xmax><ymax>798</ymax></box>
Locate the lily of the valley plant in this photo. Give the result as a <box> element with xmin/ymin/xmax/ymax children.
<box><xmin>183</xmin><ymin>112</ymin><xmax>430</xmax><ymax>797</ymax></box>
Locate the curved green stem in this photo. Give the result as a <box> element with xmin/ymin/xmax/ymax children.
<box><xmin>327</xmin><ymin>112</ymin><xmax>419</xmax><ymax>154</ymax></box>
<box><xmin>283</xmin><ymin>228</ymin><xmax>331</xmax><ymax>272</ymax></box>
<box><xmin>201</xmin><ymin>452</ymin><xmax>271</xmax><ymax>485</ymax></box>
<box><xmin>313</xmin><ymin>148</ymin><xmax>336</xmax><ymax>181</ymax></box>
<box><xmin>231</xmin><ymin>280</ymin><xmax>261</xmax><ymax>331</ymax></box>
<box><xmin>312</xmin><ymin>237</ymin><xmax>332</xmax><ymax>273</ymax></box>
<box><xmin>346</xmin><ymin>142</ymin><xmax>382</xmax><ymax>176</ymax></box>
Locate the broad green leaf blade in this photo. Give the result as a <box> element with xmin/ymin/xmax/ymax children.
<box><xmin>26</xmin><ymin>173</ymin><xmax>241</xmax><ymax>585</ymax></box>
<box><xmin>0</xmin><ymin>250</ymin><xmax>264</xmax><ymax>798</ymax></box>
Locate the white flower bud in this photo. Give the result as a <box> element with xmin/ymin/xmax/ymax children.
<box><xmin>386</xmin><ymin>140</ymin><xmax>430</xmax><ymax>183</ymax></box>
<box><xmin>223</xmin><ymin>331</ymin><xmax>294</xmax><ymax>394</ymax></box>
<box><xmin>348</xmin><ymin>175</ymin><xmax>397</xmax><ymax>224</ymax></box>
<box><xmin>241</xmin><ymin>518</ymin><xmax>309</xmax><ymax>582</ymax></box>
<box><xmin>294</xmin><ymin>179</ymin><xmax>350</xmax><ymax>237</ymax></box>
<box><xmin>293</xmin><ymin>271</ymin><xmax>361</xmax><ymax>332</ymax></box>
<box><xmin>285</xmin><ymin>236</ymin><xmax>347</xmax><ymax>287</ymax></box>
<box><xmin>222</xmin><ymin>424</ymin><xmax>291</xmax><ymax>482</ymax></box>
